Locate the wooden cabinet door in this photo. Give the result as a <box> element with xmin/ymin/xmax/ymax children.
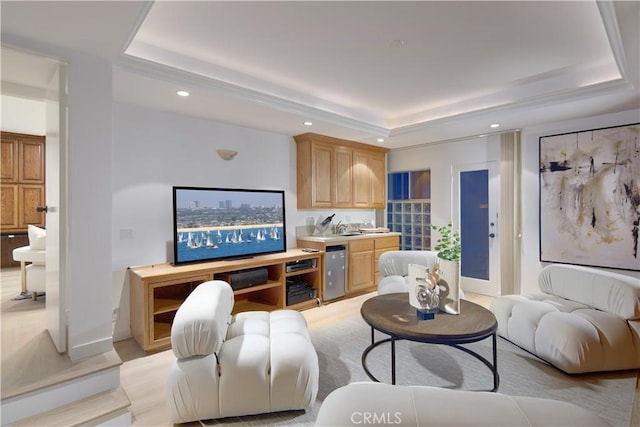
<box><xmin>1</xmin><ymin>138</ymin><xmax>18</xmax><ymax>182</ymax></box>
<box><xmin>0</xmin><ymin>132</ymin><xmax>46</xmax><ymax>233</ymax></box>
<box><xmin>19</xmin><ymin>185</ymin><xmax>45</xmax><ymax>228</ymax></box>
<box><xmin>352</xmin><ymin>151</ymin><xmax>371</xmax><ymax>208</ymax></box>
<box><xmin>374</xmin><ymin>235</ymin><xmax>399</xmax><ymax>284</ymax></box>
<box><xmin>19</xmin><ymin>139</ymin><xmax>45</xmax><ymax>184</ymax></box>
<box><xmin>334</xmin><ymin>147</ymin><xmax>352</xmax><ymax>207</ymax></box>
<box><xmin>369</xmin><ymin>153</ymin><xmax>386</xmax><ymax>208</ymax></box>
<box><xmin>348</xmin><ymin>239</ymin><xmax>375</xmax><ymax>294</ymax></box>
<box><xmin>311</xmin><ymin>143</ymin><xmax>333</xmax><ymax>208</ymax></box>
<box><xmin>349</xmin><ymin>249</ymin><xmax>374</xmax><ymax>293</ymax></box>
<box><xmin>0</xmin><ymin>184</ymin><xmax>19</xmax><ymax>230</ymax></box>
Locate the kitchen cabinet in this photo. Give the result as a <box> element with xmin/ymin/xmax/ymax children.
<box><xmin>348</xmin><ymin>238</ymin><xmax>375</xmax><ymax>294</ymax></box>
<box><xmin>334</xmin><ymin>147</ymin><xmax>353</xmax><ymax>207</ymax></box>
<box><xmin>353</xmin><ymin>150</ymin><xmax>386</xmax><ymax>209</ymax></box>
<box><xmin>374</xmin><ymin>235</ymin><xmax>401</xmax><ymax>284</ymax></box>
<box><xmin>0</xmin><ymin>132</ymin><xmax>45</xmax><ymax>234</ymax></box>
<box><xmin>294</xmin><ymin>133</ymin><xmax>387</xmax><ymax>209</ymax></box>
<box><xmin>298</xmin><ymin>233</ymin><xmax>400</xmax><ymax>298</ymax></box>
<box><xmin>129</xmin><ymin>249</ymin><xmax>323</xmax><ymax>352</ymax></box>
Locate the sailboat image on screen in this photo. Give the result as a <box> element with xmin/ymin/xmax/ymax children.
<box><xmin>172</xmin><ymin>186</ymin><xmax>287</xmax><ymax>265</ymax></box>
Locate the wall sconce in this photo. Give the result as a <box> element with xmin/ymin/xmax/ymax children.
<box><xmin>216</xmin><ymin>149</ymin><xmax>238</xmax><ymax>161</ymax></box>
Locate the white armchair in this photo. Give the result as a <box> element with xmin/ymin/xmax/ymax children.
<box><xmin>11</xmin><ymin>225</ymin><xmax>46</xmax><ymax>300</ymax></box>
<box><xmin>377</xmin><ymin>250</ymin><xmax>440</xmax><ymax>295</ymax></box>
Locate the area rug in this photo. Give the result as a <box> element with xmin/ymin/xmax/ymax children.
<box><xmin>201</xmin><ymin>314</ymin><xmax>636</xmax><ymax>426</ymax></box>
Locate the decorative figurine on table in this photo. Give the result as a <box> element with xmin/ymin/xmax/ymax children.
<box><xmin>409</xmin><ymin>263</ymin><xmax>441</xmax><ymax>320</ymax></box>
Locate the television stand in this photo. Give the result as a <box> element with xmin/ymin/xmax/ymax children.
<box><xmin>129</xmin><ymin>248</ymin><xmax>323</xmax><ymax>353</ymax></box>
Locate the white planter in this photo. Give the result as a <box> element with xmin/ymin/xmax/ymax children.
<box><xmin>438</xmin><ymin>259</ymin><xmax>460</xmax><ymax>314</ymax></box>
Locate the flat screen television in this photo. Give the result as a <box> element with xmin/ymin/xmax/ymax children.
<box><xmin>172</xmin><ymin>186</ymin><xmax>287</xmax><ymax>265</ymax></box>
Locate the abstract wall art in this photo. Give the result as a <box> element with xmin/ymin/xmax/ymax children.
<box><xmin>539</xmin><ymin>123</ymin><xmax>640</xmax><ymax>271</ymax></box>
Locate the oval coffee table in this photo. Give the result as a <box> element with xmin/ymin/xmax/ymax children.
<box><xmin>360</xmin><ymin>293</ymin><xmax>499</xmax><ymax>391</ymax></box>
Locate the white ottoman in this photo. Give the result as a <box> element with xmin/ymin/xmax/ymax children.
<box><xmin>167</xmin><ymin>280</ymin><xmax>319</xmax><ymax>423</ymax></box>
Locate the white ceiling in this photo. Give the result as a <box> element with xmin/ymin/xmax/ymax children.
<box><xmin>2</xmin><ymin>1</ymin><xmax>639</xmax><ymax>149</ymax></box>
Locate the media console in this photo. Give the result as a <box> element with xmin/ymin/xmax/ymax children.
<box><xmin>129</xmin><ymin>249</ymin><xmax>324</xmax><ymax>352</ymax></box>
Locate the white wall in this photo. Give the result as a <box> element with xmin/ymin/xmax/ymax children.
<box><xmin>520</xmin><ymin>109</ymin><xmax>640</xmax><ymax>294</ymax></box>
<box><xmin>389</xmin><ymin>109</ymin><xmax>640</xmax><ymax>297</ymax></box>
<box><xmin>388</xmin><ymin>135</ymin><xmax>500</xmax><ymax>228</ymax></box>
<box><xmin>1</xmin><ymin>95</ymin><xmax>45</xmax><ymax>134</ymax></box>
<box><xmin>110</xmin><ymin>103</ymin><xmax>378</xmax><ymax>340</ymax></box>
<box><xmin>65</xmin><ymin>54</ymin><xmax>114</xmax><ymax>359</ymax></box>
<box><xmin>3</xmin><ymin>39</ymin><xmax>114</xmax><ymax>360</ymax></box>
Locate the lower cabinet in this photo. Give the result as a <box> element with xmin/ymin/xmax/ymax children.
<box><xmin>347</xmin><ymin>239</ymin><xmax>375</xmax><ymax>294</ymax></box>
<box><xmin>129</xmin><ymin>249</ymin><xmax>323</xmax><ymax>353</ymax></box>
<box><xmin>347</xmin><ymin>235</ymin><xmax>400</xmax><ymax>296</ymax></box>
<box><xmin>374</xmin><ymin>235</ymin><xmax>401</xmax><ymax>285</ymax></box>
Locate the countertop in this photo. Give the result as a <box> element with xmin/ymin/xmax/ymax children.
<box><xmin>296</xmin><ymin>231</ymin><xmax>401</xmax><ymax>244</ymax></box>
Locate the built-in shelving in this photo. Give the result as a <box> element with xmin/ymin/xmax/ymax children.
<box><xmin>129</xmin><ymin>249</ymin><xmax>324</xmax><ymax>352</ymax></box>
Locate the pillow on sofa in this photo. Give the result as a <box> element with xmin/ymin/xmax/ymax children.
<box><xmin>28</xmin><ymin>225</ymin><xmax>46</xmax><ymax>250</ymax></box>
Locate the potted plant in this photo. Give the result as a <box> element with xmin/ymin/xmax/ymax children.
<box><xmin>431</xmin><ymin>223</ymin><xmax>461</xmax><ymax>262</ymax></box>
<box><xmin>431</xmin><ymin>223</ymin><xmax>461</xmax><ymax>314</ymax></box>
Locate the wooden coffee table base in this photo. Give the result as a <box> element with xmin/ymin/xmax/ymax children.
<box><xmin>361</xmin><ymin>328</ymin><xmax>500</xmax><ymax>392</ymax></box>
<box><xmin>360</xmin><ymin>294</ymin><xmax>500</xmax><ymax>392</ymax></box>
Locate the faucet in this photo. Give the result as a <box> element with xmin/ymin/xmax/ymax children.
<box><xmin>335</xmin><ymin>221</ymin><xmax>348</xmax><ymax>234</ymax></box>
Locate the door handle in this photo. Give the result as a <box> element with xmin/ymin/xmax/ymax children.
<box><xmin>489</xmin><ymin>233</ymin><xmax>496</xmax><ymax>238</ymax></box>
<box><xmin>36</xmin><ymin>206</ymin><xmax>48</xmax><ymax>213</ymax></box>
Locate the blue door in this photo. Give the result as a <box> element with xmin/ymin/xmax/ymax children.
<box><xmin>460</xmin><ymin>170</ymin><xmax>489</xmax><ymax>280</ymax></box>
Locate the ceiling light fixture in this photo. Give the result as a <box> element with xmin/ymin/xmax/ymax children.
<box><xmin>490</xmin><ymin>123</ymin><xmax>500</xmax><ymax>128</ymax></box>
<box><xmin>304</xmin><ymin>121</ymin><xmax>313</xmax><ymax>126</ymax></box>
<box><xmin>377</xmin><ymin>138</ymin><xmax>385</xmax><ymax>143</ymax></box>
<box><xmin>176</xmin><ymin>90</ymin><xmax>190</xmax><ymax>97</ymax></box>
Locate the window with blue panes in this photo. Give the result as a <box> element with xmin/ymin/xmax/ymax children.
<box><xmin>387</xmin><ymin>170</ymin><xmax>431</xmax><ymax>250</ymax></box>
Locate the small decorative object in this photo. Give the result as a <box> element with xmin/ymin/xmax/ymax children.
<box><xmin>432</xmin><ymin>223</ymin><xmax>461</xmax><ymax>314</ymax></box>
<box><xmin>314</xmin><ymin>213</ymin><xmax>335</xmax><ymax>235</ymax></box>
<box><xmin>409</xmin><ymin>264</ymin><xmax>439</xmax><ymax>320</ymax></box>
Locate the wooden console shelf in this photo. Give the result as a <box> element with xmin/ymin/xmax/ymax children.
<box><xmin>129</xmin><ymin>249</ymin><xmax>324</xmax><ymax>352</ymax></box>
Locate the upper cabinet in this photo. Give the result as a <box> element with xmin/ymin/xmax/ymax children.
<box><xmin>294</xmin><ymin>133</ymin><xmax>388</xmax><ymax>209</ymax></box>
<box><xmin>0</xmin><ymin>132</ymin><xmax>46</xmax><ymax>233</ymax></box>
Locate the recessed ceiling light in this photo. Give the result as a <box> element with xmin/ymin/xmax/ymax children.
<box><xmin>176</xmin><ymin>90</ymin><xmax>190</xmax><ymax>97</ymax></box>
<box><xmin>490</xmin><ymin>123</ymin><xmax>500</xmax><ymax>128</ymax></box>
<box><xmin>377</xmin><ymin>138</ymin><xmax>385</xmax><ymax>143</ymax></box>
<box><xmin>304</xmin><ymin>121</ymin><xmax>313</xmax><ymax>126</ymax></box>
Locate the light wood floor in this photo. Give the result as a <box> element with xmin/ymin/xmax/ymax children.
<box><xmin>2</xmin><ymin>267</ymin><xmax>638</xmax><ymax>426</ymax></box>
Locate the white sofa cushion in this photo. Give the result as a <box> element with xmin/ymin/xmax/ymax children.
<box><xmin>539</xmin><ymin>264</ymin><xmax>640</xmax><ymax>320</ymax></box>
<box><xmin>378</xmin><ymin>250</ymin><xmax>439</xmax><ymax>295</ymax></box>
<box><xmin>12</xmin><ymin>245</ymin><xmax>46</xmax><ymax>264</ymax></box>
<box><xmin>491</xmin><ymin>264</ymin><xmax>640</xmax><ymax>373</ymax></box>
<box><xmin>170</xmin><ymin>280</ymin><xmax>234</xmax><ymax>359</ymax></box>
<box><xmin>28</xmin><ymin>224</ymin><xmax>46</xmax><ymax>250</ymax></box>
<box><xmin>315</xmin><ymin>382</ymin><xmax>611</xmax><ymax>426</ymax></box>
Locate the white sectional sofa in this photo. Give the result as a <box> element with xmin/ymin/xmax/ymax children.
<box><xmin>491</xmin><ymin>264</ymin><xmax>640</xmax><ymax>374</ymax></box>
<box><xmin>166</xmin><ymin>280</ymin><xmax>319</xmax><ymax>423</ymax></box>
<box><xmin>315</xmin><ymin>382</ymin><xmax>612</xmax><ymax>426</ymax></box>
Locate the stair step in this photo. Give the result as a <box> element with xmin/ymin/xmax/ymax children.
<box><xmin>13</xmin><ymin>386</ymin><xmax>131</xmax><ymax>426</ymax></box>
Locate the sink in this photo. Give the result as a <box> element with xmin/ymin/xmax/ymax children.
<box><xmin>339</xmin><ymin>233</ymin><xmax>362</xmax><ymax>237</ymax></box>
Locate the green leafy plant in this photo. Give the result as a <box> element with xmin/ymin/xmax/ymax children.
<box><xmin>431</xmin><ymin>223</ymin><xmax>461</xmax><ymax>262</ymax></box>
